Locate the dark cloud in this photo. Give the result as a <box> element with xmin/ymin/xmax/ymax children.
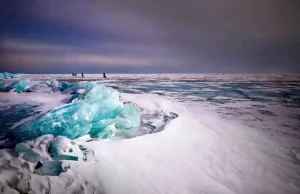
<box><xmin>0</xmin><ymin>0</ymin><xmax>299</xmax><ymax>73</ymax></box>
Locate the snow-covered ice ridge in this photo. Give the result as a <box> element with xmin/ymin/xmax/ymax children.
<box><xmin>0</xmin><ymin>73</ymin><xmax>299</xmax><ymax>194</ymax></box>
<box><xmin>69</xmin><ymin>73</ymin><xmax>300</xmax><ymax>147</ymax></box>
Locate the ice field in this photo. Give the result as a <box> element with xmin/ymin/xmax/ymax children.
<box><xmin>0</xmin><ymin>73</ymin><xmax>299</xmax><ymax>194</ymax></box>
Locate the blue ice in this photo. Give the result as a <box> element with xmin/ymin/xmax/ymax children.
<box><xmin>0</xmin><ymin>79</ymin><xmax>5</xmax><ymax>91</ymax></box>
<box><xmin>15</xmin><ymin>143</ymin><xmax>42</xmax><ymax>163</ymax></box>
<box><xmin>49</xmin><ymin>136</ymin><xmax>80</xmax><ymax>161</ymax></box>
<box><xmin>11</xmin><ymin>83</ymin><xmax>141</xmax><ymax>141</ymax></box>
<box><xmin>42</xmin><ymin>161</ymin><xmax>64</xmax><ymax>176</ymax></box>
<box><xmin>5</xmin><ymin>79</ymin><xmax>30</xmax><ymax>93</ymax></box>
<box><xmin>0</xmin><ymin>72</ymin><xmax>21</xmax><ymax>79</ymax></box>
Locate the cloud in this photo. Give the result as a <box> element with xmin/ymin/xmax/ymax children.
<box><xmin>0</xmin><ymin>38</ymin><xmax>154</xmax><ymax>69</ymax></box>
<box><xmin>0</xmin><ymin>39</ymin><xmax>73</xmax><ymax>51</ymax></box>
<box><xmin>0</xmin><ymin>0</ymin><xmax>299</xmax><ymax>73</ymax></box>
<box><xmin>26</xmin><ymin>0</ymin><xmax>300</xmax><ymax>42</ymax></box>
<box><xmin>1</xmin><ymin>52</ymin><xmax>150</xmax><ymax>67</ymax></box>
<box><xmin>0</xmin><ymin>38</ymin><xmax>184</xmax><ymax>67</ymax></box>
<box><xmin>0</xmin><ymin>38</ymin><xmax>150</xmax><ymax>65</ymax></box>
<box><xmin>23</xmin><ymin>0</ymin><xmax>166</xmax><ymax>43</ymax></box>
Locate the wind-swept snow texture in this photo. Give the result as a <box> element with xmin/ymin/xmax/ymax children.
<box><xmin>0</xmin><ymin>73</ymin><xmax>299</xmax><ymax>194</ymax></box>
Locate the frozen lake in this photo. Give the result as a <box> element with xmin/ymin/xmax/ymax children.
<box><xmin>0</xmin><ymin>73</ymin><xmax>300</xmax><ymax>194</ymax></box>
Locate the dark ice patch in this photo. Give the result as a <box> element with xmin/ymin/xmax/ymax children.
<box><xmin>257</xmin><ymin>109</ymin><xmax>276</xmax><ymax>116</ymax></box>
<box><xmin>0</xmin><ymin>104</ymin><xmax>40</xmax><ymax>137</ymax></box>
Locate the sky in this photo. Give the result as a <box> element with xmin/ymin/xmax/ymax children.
<box><xmin>0</xmin><ymin>0</ymin><xmax>300</xmax><ymax>73</ymax></box>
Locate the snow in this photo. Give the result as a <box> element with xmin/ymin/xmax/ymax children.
<box><xmin>0</xmin><ymin>73</ymin><xmax>299</xmax><ymax>194</ymax></box>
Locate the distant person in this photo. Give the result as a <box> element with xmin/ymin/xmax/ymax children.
<box><xmin>103</xmin><ymin>73</ymin><xmax>106</xmax><ymax>78</ymax></box>
<box><xmin>82</xmin><ymin>73</ymin><xmax>84</xmax><ymax>77</ymax></box>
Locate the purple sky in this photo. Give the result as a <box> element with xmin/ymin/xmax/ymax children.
<box><xmin>0</xmin><ymin>0</ymin><xmax>300</xmax><ymax>73</ymax></box>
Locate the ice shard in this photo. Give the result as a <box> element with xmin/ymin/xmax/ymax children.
<box><xmin>15</xmin><ymin>79</ymin><xmax>30</xmax><ymax>93</ymax></box>
<box><xmin>10</xmin><ymin>83</ymin><xmax>141</xmax><ymax>141</ymax></box>
<box><xmin>0</xmin><ymin>79</ymin><xmax>5</xmax><ymax>91</ymax></box>
<box><xmin>28</xmin><ymin>83</ymin><xmax>54</xmax><ymax>93</ymax></box>
<box><xmin>49</xmin><ymin>136</ymin><xmax>82</xmax><ymax>161</ymax></box>
<box><xmin>115</xmin><ymin>104</ymin><xmax>141</xmax><ymax>130</ymax></box>
<box><xmin>15</xmin><ymin>143</ymin><xmax>31</xmax><ymax>155</ymax></box>
<box><xmin>0</xmin><ymin>72</ymin><xmax>21</xmax><ymax>79</ymax></box>
<box><xmin>42</xmin><ymin>161</ymin><xmax>64</xmax><ymax>176</ymax></box>
<box><xmin>45</xmin><ymin>79</ymin><xmax>86</xmax><ymax>93</ymax></box>
<box><xmin>15</xmin><ymin>143</ymin><xmax>42</xmax><ymax>163</ymax></box>
<box><xmin>5</xmin><ymin>79</ymin><xmax>30</xmax><ymax>92</ymax></box>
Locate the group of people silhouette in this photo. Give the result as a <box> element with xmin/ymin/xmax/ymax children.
<box><xmin>72</xmin><ymin>73</ymin><xmax>84</xmax><ymax>77</ymax></box>
<box><xmin>71</xmin><ymin>73</ymin><xmax>107</xmax><ymax>78</ymax></box>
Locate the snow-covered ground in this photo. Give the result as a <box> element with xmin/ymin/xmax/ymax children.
<box><xmin>0</xmin><ymin>74</ymin><xmax>299</xmax><ymax>194</ymax></box>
